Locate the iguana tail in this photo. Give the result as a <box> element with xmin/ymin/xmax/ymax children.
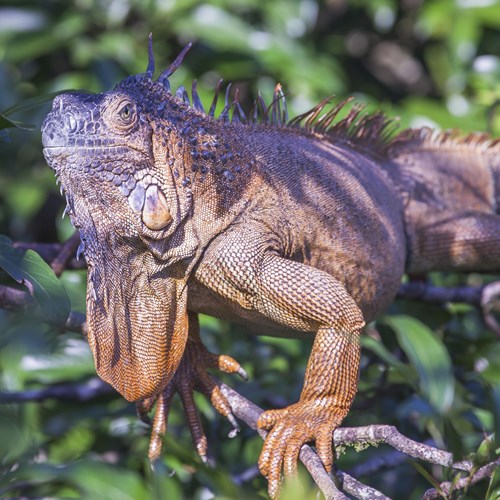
<box><xmin>384</xmin><ymin>128</ymin><xmax>500</xmax><ymax>273</ymax></box>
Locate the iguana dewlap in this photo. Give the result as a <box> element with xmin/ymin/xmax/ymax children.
<box><xmin>41</xmin><ymin>38</ymin><xmax>500</xmax><ymax>497</ymax></box>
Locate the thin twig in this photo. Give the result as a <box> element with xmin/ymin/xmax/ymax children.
<box><xmin>49</xmin><ymin>232</ymin><xmax>82</xmax><ymax>276</ymax></box>
<box><xmin>422</xmin><ymin>458</ymin><xmax>500</xmax><ymax>499</ymax></box>
<box><xmin>399</xmin><ymin>280</ymin><xmax>500</xmax><ymax>337</ymax></box>
<box><xmin>397</xmin><ymin>281</ymin><xmax>483</xmax><ymax>305</ymax></box>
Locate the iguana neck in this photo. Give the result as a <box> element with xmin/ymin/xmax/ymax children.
<box><xmin>147</xmin><ymin>109</ymin><xmax>262</xmax><ymax>263</ymax></box>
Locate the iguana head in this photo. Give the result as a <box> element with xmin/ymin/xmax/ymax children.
<box><xmin>41</xmin><ymin>39</ymin><xmax>197</xmax><ymax>252</ymax></box>
<box><xmin>41</xmin><ymin>39</ymin><xmax>198</xmax><ymax>402</ymax></box>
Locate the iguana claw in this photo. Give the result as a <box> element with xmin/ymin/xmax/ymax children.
<box><xmin>257</xmin><ymin>399</ymin><xmax>343</xmax><ymax>498</ymax></box>
<box><xmin>141</xmin><ymin>315</ymin><xmax>246</xmax><ymax>464</ymax></box>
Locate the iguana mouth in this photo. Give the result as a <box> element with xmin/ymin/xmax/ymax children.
<box><xmin>43</xmin><ymin>145</ymin><xmax>144</xmax><ymax>156</ymax></box>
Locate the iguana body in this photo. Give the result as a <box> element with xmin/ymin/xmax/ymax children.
<box><xmin>41</xmin><ymin>41</ymin><xmax>500</xmax><ymax>497</ymax></box>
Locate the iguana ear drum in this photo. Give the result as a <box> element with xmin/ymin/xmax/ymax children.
<box><xmin>142</xmin><ymin>184</ymin><xmax>172</xmax><ymax>230</ymax></box>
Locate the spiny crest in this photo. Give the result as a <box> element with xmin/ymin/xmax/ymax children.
<box><xmin>141</xmin><ymin>36</ymin><xmax>400</xmax><ymax>152</ymax></box>
<box><xmin>143</xmin><ymin>36</ymin><xmax>291</xmax><ymax>126</ymax></box>
<box><xmin>286</xmin><ymin>97</ymin><xmax>397</xmax><ymax>151</ymax></box>
<box><xmin>387</xmin><ymin>127</ymin><xmax>500</xmax><ymax>157</ymax></box>
<box><xmin>145</xmin><ymin>36</ymin><xmax>500</xmax><ymax>157</ymax></box>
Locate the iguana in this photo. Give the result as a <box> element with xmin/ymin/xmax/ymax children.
<box><xmin>41</xmin><ymin>38</ymin><xmax>500</xmax><ymax>497</ymax></box>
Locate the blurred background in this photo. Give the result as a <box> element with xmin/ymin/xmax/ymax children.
<box><xmin>0</xmin><ymin>0</ymin><xmax>500</xmax><ymax>498</ymax></box>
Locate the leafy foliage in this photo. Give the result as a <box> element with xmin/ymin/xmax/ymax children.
<box><xmin>0</xmin><ymin>236</ymin><xmax>70</xmax><ymax>323</ymax></box>
<box><xmin>0</xmin><ymin>0</ymin><xmax>499</xmax><ymax>498</ymax></box>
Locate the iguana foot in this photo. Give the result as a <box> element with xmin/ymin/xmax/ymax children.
<box><xmin>257</xmin><ymin>398</ymin><xmax>344</xmax><ymax>498</ymax></box>
<box><xmin>140</xmin><ymin>325</ymin><xmax>247</xmax><ymax>463</ymax></box>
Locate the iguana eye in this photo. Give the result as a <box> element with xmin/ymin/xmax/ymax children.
<box><xmin>119</xmin><ymin>103</ymin><xmax>134</xmax><ymax>122</ymax></box>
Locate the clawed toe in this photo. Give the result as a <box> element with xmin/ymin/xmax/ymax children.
<box><xmin>257</xmin><ymin>400</ymin><xmax>342</xmax><ymax>498</ymax></box>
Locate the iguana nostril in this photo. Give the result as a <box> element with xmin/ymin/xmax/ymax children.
<box><xmin>52</xmin><ymin>94</ymin><xmax>64</xmax><ymax>111</ymax></box>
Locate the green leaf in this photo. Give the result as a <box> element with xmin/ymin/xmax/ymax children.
<box><xmin>384</xmin><ymin>315</ymin><xmax>455</xmax><ymax>414</ymax></box>
<box><xmin>0</xmin><ymin>90</ymin><xmax>91</xmax><ymax>132</ymax></box>
<box><xmin>362</xmin><ymin>335</ymin><xmax>416</xmax><ymax>385</ymax></box>
<box><xmin>490</xmin><ymin>384</ymin><xmax>500</xmax><ymax>450</ymax></box>
<box><xmin>1</xmin><ymin>90</ymin><xmax>91</xmax><ymax>118</ymax></box>
<box><xmin>411</xmin><ymin>461</ymin><xmax>443</xmax><ymax>491</ymax></box>
<box><xmin>0</xmin><ymin>113</ymin><xmax>34</xmax><ymax>131</ymax></box>
<box><xmin>0</xmin><ymin>235</ymin><xmax>70</xmax><ymax>324</ymax></box>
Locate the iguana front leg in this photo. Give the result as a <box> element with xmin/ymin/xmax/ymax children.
<box><xmin>139</xmin><ymin>312</ymin><xmax>247</xmax><ymax>463</ymax></box>
<box><xmin>257</xmin><ymin>324</ymin><xmax>361</xmax><ymax>497</ymax></box>
<box><xmin>196</xmin><ymin>246</ymin><xmax>365</xmax><ymax>497</ymax></box>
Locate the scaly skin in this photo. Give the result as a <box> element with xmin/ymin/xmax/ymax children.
<box><xmin>41</xmin><ymin>43</ymin><xmax>500</xmax><ymax>497</ymax></box>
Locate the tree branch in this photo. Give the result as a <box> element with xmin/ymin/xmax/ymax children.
<box><xmin>0</xmin><ymin>349</ymin><xmax>496</xmax><ymax>498</ymax></box>
<box><xmin>333</xmin><ymin>426</ymin><xmax>472</xmax><ymax>471</ymax></box>
<box><xmin>219</xmin><ymin>384</ymin><xmax>499</xmax><ymax>499</ymax></box>
<box><xmin>398</xmin><ymin>280</ymin><xmax>500</xmax><ymax>337</ymax></box>
<box><xmin>8</xmin><ymin>240</ymin><xmax>500</xmax><ymax>337</ymax></box>
<box><xmin>47</xmin><ymin>232</ymin><xmax>82</xmax><ymax>276</ymax></box>
<box><xmin>1</xmin><ymin>244</ymin><xmax>498</xmax><ymax>496</ymax></box>
<box><xmin>397</xmin><ymin>281</ymin><xmax>483</xmax><ymax>305</ymax></box>
<box><xmin>0</xmin><ymin>283</ymin><xmax>33</xmax><ymax>310</ymax></box>
<box><xmin>219</xmin><ymin>384</ymin><xmax>350</xmax><ymax>499</ymax></box>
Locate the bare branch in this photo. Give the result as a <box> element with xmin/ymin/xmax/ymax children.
<box><xmin>0</xmin><ymin>283</ymin><xmax>34</xmax><ymax>310</ymax></box>
<box><xmin>0</xmin><ymin>377</ymin><xmax>113</xmax><ymax>403</ymax></box>
<box><xmin>336</xmin><ymin>470</ymin><xmax>391</xmax><ymax>499</ymax></box>
<box><xmin>11</xmin><ymin>240</ymin><xmax>500</xmax><ymax>335</ymax></box>
<box><xmin>218</xmin><ymin>385</ymin><xmax>499</xmax><ymax>499</ymax></box>
<box><xmin>347</xmin><ymin>438</ymin><xmax>435</xmax><ymax>477</ymax></box>
<box><xmin>220</xmin><ymin>383</ymin><xmax>380</xmax><ymax>500</ymax></box>
<box><xmin>333</xmin><ymin>426</ymin><xmax>472</xmax><ymax>472</ymax></box>
<box><xmin>0</xmin><ymin>354</ymin><xmax>495</xmax><ymax>498</ymax></box>
<box><xmin>399</xmin><ymin>280</ymin><xmax>500</xmax><ymax>337</ymax></box>
<box><xmin>1</xmin><ymin>244</ymin><xmax>497</xmax><ymax>496</ymax></box>
<box><xmin>398</xmin><ymin>281</ymin><xmax>483</xmax><ymax>305</ymax></box>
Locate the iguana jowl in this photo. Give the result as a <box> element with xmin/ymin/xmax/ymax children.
<box><xmin>41</xmin><ymin>39</ymin><xmax>500</xmax><ymax>497</ymax></box>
